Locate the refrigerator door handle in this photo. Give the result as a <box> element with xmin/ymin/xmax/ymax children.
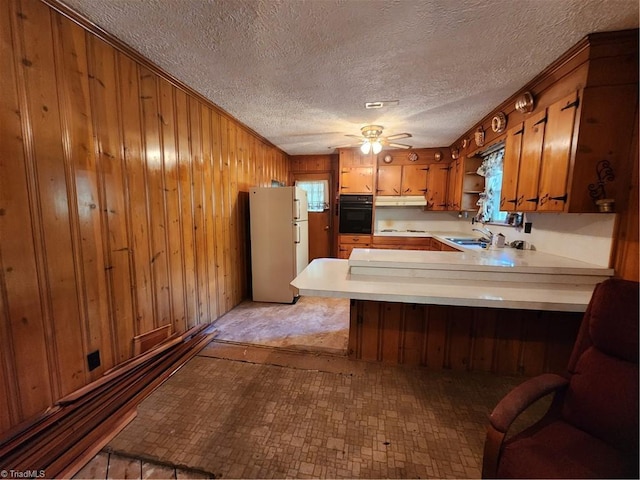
<box><xmin>293</xmin><ymin>198</ymin><xmax>301</xmax><ymax>220</ymax></box>
<box><xmin>294</xmin><ymin>223</ymin><xmax>301</xmax><ymax>244</ymax></box>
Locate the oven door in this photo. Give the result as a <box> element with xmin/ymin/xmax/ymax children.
<box><xmin>339</xmin><ymin>195</ymin><xmax>373</xmax><ymax>234</ymax></box>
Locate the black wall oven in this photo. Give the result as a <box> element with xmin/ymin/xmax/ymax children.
<box><xmin>339</xmin><ymin>195</ymin><xmax>373</xmax><ymax>234</ymax></box>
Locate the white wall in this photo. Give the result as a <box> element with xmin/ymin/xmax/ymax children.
<box><xmin>374</xmin><ymin>208</ymin><xmax>616</xmax><ymax>266</ymax></box>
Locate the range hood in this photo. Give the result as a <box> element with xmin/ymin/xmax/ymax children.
<box><xmin>374</xmin><ymin>195</ymin><xmax>427</xmax><ymax>207</ymax></box>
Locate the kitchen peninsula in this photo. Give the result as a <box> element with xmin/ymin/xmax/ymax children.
<box><xmin>291</xmin><ymin>238</ymin><xmax>612</xmax><ymax>376</ymax></box>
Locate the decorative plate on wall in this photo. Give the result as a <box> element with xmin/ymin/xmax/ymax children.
<box><xmin>434</xmin><ymin>151</ymin><xmax>442</xmax><ymax>162</ymax></box>
<box><xmin>515</xmin><ymin>91</ymin><xmax>535</xmax><ymax>113</ymax></box>
<box><xmin>383</xmin><ymin>154</ymin><xmax>393</xmax><ymax>163</ymax></box>
<box><xmin>408</xmin><ymin>152</ymin><xmax>419</xmax><ymax>162</ymax></box>
<box><xmin>474</xmin><ymin>127</ymin><xmax>485</xmax><ymax>147</ymax></box>
<box><xmin>491</xmin><ymin>112</ymin><xmax>507</xmax><ymax>133</ymax></box>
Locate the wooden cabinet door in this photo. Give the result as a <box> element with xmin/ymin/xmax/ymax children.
<box><xmin>537</xmin><ymin>92</ymin><xmax>579</xmax><ymax>212</ymax></box>
<box><xmin>338</xmin><ymin>234</ymin><xmax>371</xmax><ymax>258</ymax></box>
<box><xmin>376</xmin><ymin>165</ymin><xmax>402</xmax><ymax>195</ymax></box>
<box><xmin>516</xmin><ymin>110</ymin><xmax>547</xmax><ymax>211</ymax></box>
<box><xmin>337</xmin><ymin>244</ymin><xmax>353</xmax><ymax>259</ymax></box>
<box><xmin>402</xmin><ymin>164</ymin><xmax>429</xmax><ymax>195</ymax></box>
<box><xmin>425</xmin><ymin>164</ymin><xmax>450</xmax><ymax>210</ymax></box>
<box><xmin>340</xmin><ymin>166</ymin><xmax>373</xmax><ymax>194</ymax></box>
<box><xmin>501</xmin><ymin>122</ymin><xmax>524</xmax><ymax>212</ymax></box>
<box><xmin>446</xmin><ymin>159</ymin><xmax>462</xmax><ymax>210</ymax></box>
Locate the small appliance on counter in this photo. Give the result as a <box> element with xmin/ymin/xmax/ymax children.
<box><xmin>509</xmin><ymin>240</ymin><xmax>532</xmax><ymax>250</ymax></box>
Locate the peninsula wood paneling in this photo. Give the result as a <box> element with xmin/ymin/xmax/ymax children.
<box><xmin>0</xmin><ymin>0</ymin><xmax>289</xmax><ymax>434</ymax></box>
<box><xmin>349</xmin><ymin>300</ymin><xmax>582</xmax><ymax>376</ymax></box>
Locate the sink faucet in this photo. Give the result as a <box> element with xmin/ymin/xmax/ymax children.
<box><xmin>473</xmin><ymin>227</ymin><xmax>494</xmax><ymax>243</ymax></box>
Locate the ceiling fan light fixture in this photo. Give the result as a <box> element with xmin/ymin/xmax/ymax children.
<box><xmin>372</xmin><ymin>140</ymin><xmax>383</xmax><ymax>154</ymax></box>
<box><xmin>360</xmin><ymin>140</ymin><xmax>372</xmax><ymax>154</ymax></box>
<box><xmin>361</xmin><ymin>125</ymin><xmax>384</xmax><ymax>140</ymax></box>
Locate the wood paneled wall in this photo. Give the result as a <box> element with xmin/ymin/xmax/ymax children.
<box><xmin>348</xmin><ymin>300</ymin><xmax>582</xmax><ymax>376</ymax></box>
<box><xmin>0</xmin><ymin>0</ymin><xmax>289</xmax><ymax>434</ymax></box>
<box><xmin>289</xmin><ymin>154</ymin><xmax>338</xmax><ymax>177</ymax></box>
<box><xmin>611</xmin><ymin>109</ymin><xmax>639</xmax><ymax>281</ymax></box>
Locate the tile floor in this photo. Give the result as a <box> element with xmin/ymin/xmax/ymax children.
<box><xmin>102</xmin><ymin>342</ymin><xmax>547</xmax><ymax>479</ymax></box>
<box><xmin>74</xmin><ymin>297</ymin><xmax>549</xmax><ymax>479</ymax></box>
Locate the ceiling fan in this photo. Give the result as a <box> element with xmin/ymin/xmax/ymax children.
<box><xmin>333</xmin><ymin>125</ymin><xmax>412</xmax><ymax>153</ymax></box>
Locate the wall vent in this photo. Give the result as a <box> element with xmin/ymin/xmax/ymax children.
<box><xmin>365</xmin><ymin>100</ymin><xmax>399</xmax><ymax>109</ymax></box>
<box><xmin>87</xmin><ymin>350</ymin><xmax>101</xmax><ymax>371</ymax></box>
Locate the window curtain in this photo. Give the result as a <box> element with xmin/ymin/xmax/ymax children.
<box><xmin>475</xmin><ymin>148</ymin><xmax>505</xmax><ymax>223</ymax></box>
<box><xmin>295</xmin><ymin>180</ymin><xmax>329</xmax><ymax>212</ymax></box>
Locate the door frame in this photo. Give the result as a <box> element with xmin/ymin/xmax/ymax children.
<box><xmin>292</xmin><ymin>172</ymin><xmax>334</xmax><ymax>258</ymax></box>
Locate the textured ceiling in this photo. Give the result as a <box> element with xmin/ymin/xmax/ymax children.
<box><xmin>61</xmin><ymin>0</ymin><xmax>639</xmax><ymax>155</ymax></box>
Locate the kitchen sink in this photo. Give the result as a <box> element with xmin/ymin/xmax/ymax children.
<box><xmin>445</xmin><ymin>237</ymin><xmax>488</xmax><ymax>246</ymax></box>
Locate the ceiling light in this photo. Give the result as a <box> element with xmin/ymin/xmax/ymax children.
<box><xmin>372</xmin><ymin>140</ymin><xmax>383</xmax><ymax>154</ymax></box>
<box><xmin>360</xmin><ymin>140</ymin><xmax>371</xmax><ymax>154</ymax></box>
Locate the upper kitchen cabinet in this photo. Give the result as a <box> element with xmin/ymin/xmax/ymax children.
<box><xmin>446</xmin><ymin>158</ymin><xmax>462</xmax><ymax>210</ymax></box>
<box><xmin>500</xmin><ymin>123</ymin><xmax>524</xmax><ymax>211</ymax></box>
<box><xmin>424</xmin><ymin>163</ymin><xmax>450</xmax><ymax>210</ymax></box>
<box><xmin>402</xmin><ymin>164</ymin><xmax>430</xmax><ymax>195</ymax></box>
<box><xmin>376</xmin><ymin>165</ymin><xmax>403</xmax><ymax>195</ymax></box>
<box><xmin>339</xmin><ymin>149</ymin><xmax>375</xmax><ymax>194</ymax></box>
<box><xmin>536</xmin><ymin>91</ymin><xmax>579</xmax><ymax>211</ymax></box>
<box><xmin>501</xmin><ymin>84</ymin><xmax>637</xmax><ymax>213</ymax></box>
<box><xmin>376</xmin><ymin>164</ymin><xmax>428</xmax><ymax>196</ymax></box>
<box><xmin>504</xmin><ymin>109</ymin><xmax>548</xmax><ymax>211</ymax></box>
<box><xmin>460</xmin><ymin>29</ymin><xmax>638</xmax><ymax>214</ymax></box>
<box><xmin>340</xmin><ymin>166</ymin><xmax>374</xmax><ymax>194</ymax></box>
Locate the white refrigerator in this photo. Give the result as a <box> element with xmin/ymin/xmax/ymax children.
<box><xmin>249</xmin><ymin>186</ymin><xmax>309</xmax><ymax>303</ymax></box>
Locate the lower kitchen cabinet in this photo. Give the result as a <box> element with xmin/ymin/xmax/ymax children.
<box><xmin>338</xmin><ymin>234</ymin><xmax>371</xmax><ymax>259</ymax></box>
<box><xmin>371</xmin><ymin>236</ymin><xmax>432</xmax><ymax>250</ymax></box>
<box><xmin>430</xmin><ymin>238</ymin><xmax>461</xmax><ymax>251</ymax></box>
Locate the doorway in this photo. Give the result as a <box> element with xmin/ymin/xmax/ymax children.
<box><xmin>293</xmin><ymin>173</ymin><xmax>333</xmax><ymax>260</ymax></box>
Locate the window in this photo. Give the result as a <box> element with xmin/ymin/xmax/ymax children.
<box><xmin>295</xmin><ymin>180</ymin><xmax>329</xmax><ymax>213</ymax></box>
<box><xmin>476</xmin><ymin>146</ymin><xmax>508</xmax><ymax>224</ymax></box>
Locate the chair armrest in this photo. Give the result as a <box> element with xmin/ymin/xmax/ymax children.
<box><xmin>482</xmin><ymin>373</ymin><xmax>569</xmax><ymax>478</ymax></box>
<box><xmin>489</xmin><ymin>373</ymin><xmax>569</xmax><ymax>433</ymax></box>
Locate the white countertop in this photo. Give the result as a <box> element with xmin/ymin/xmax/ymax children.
<box><xmin>293</xmin><ymin>231</ymin><xmax>612</xmax><ymax>312</ymax></box>
<box><xmin>348</xmin><ymin>247</ymin><xmax>613</xmax><ymax>276</ymax></box>
<box><xmin>374</xmin><ymin>230</ymin><xmax>431</xmax><ymax>237</ymax></box>
<box><xmin>291</xmin><ymin>258</ymin><xmax>597</xmax><ymax>312</ymax></box>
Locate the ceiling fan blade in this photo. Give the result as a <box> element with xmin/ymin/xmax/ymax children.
<box><xmin>387</xmin><ymin>142</ymin><xmax>412</xmax><ymax>149</ymax></box>
<box><xmin>329</xmin><ymin>143</ymin><xmax>359</xmax><ymax>149</ymax></box>
<box><xmin>345</xmin><ymin>134</ymin><xmax>364</xmax><ymax>140</ymax></box>
<box><xmin>385</xmin><ymin>133</ymin><xmax>412</xmax><ymax>141</ymax></box>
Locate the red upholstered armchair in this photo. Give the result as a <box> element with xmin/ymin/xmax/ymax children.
<box><xmin>482</xmin><ymin>278</ymin><xmax>639</xmax><ymax>479</ymax></box>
